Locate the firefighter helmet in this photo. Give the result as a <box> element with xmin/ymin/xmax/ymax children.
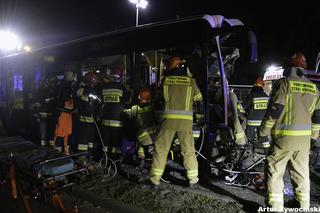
<box><xmin>138</xmin><ymin>88</ymin><xmax>152</xmax><ymax>102</ymax></box>
<box><xmin>290</xmin><ymin>51</ymin><xmax>307</xmax><ymax>69</ymax></box>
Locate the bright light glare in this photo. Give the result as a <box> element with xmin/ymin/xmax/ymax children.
<box><xmin>128</xmin><ymin>0</ymin><xmax>148</xmax><ymax>9</ymax></box>
<box><xmin>129</xmin><ymin>0</ymin><xmax>138</xmax><ymax>3</ymax></box>
<box><xmin>138</xmin><ymin>0</ymin><xmax>148</xmax><ymax>8</ymax></box>
<box><xmin>23</xmin><ymin>45</ymin><xmax>32</xmax><ymax>52</ymax></box>
<box><xmin>266</xmin><ymin>65</ymin><xmax>283</xmax><ymax>72</ymax></box>
<box><xmin>0</xmin><ymin>30</ymin><xmax>22</xmax><ymax>51</ymax></box>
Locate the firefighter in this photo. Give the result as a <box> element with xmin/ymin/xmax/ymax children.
<box><xmin>76</xmin><ymin>71</ymin><xmax>101</xmax><ymax>156</ymax></box>
<box><xmin>259</xmin><ymin>52</ymin><xmax>320</xmax><ymax>211</ymax></box>
<box><xmin>53</xmin><ymin>71</ymin><xmax>76</xmax><ymax>155</ymax></box>
<box><xmin>124</xmin><ymin>88</ymin><xmax>156</xmax><ymax>162</ymax></box>
<box><xmin>101</xmin><ymin>67</ymin><xmax>130</xmax><ymax>160</ymax></box>
<box><xmin>35</xmin><ymin>75</ymin><xmax>57</xmax><ymax>146</ymax></box>
<box><xmin>149</xmin><ymin>56</ymin><xmax>204</xmax><ymax>187</ymax></box>
<box><xmin>243</xmin><ymin>76</ymin><xmax>269</xmax><ymax>141</ymax></box>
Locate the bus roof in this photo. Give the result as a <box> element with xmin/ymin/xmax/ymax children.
<box><xmin>39</xmin><ymin>14</ymin><xmax>246</xmax><ymax>61</ymax></box>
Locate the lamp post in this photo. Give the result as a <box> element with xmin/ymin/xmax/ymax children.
<box><xmin>128</xmin><ymin>0</ymin><xmax>148</xmax><ymax>27</ymax></box>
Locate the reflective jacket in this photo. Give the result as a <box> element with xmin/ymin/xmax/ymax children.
<box><xmin>157</xmin><ymin>73</ymin><xmax>203</xmax><ymax>131</ymax></box>
<box><xmin>124</xmin><ymin>103</ymin><xmax>156</xmax><ymax>141</ymax></box>
<box><xmin>77</xmin><ymin>83</ymin><xmax>101</xmax><ymax>123</ymax></box>
<box><xmin>101</xmin><ymin>81</ymin><xmax>130</xmax><ymax>127</ymax></box>
<box><xmin>243</xmin><ymin>85</ymin><xmax>269</xmax><ymax>127</ymax></box>
<box><xmin>259</xmin><ymin>67</ymin><xmax>320</xmax><ymax>150</ymax></box>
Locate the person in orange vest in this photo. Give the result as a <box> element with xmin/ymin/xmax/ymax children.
<box><xmin>53</xmin><ymin>71</ymin><xmax>76</xmax><ymax>155</ymax></box>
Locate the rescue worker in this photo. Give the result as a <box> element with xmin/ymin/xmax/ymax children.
<box><xmin>209</xmin><ymin>77</ymin><xmax>247</xmax><ymax>146</ymax></box>
<box><xmin>124</xmin><ymin>88</ymin><xmax>156</xmax><ymax>163</ymax></box>
<box><xmin>35</xmin><ymin>75</ymin><xmax>57</xmax><ymax>146</ymax></box>
<box><xmin>243</xmin><ymin>76</ymin><xmax>269</xmax><ymax>141</ymax></box>
<box><xmin>76</xmin><ymin>71</ymin><xmax>101</xmax><ymax>156</ymax></box>
<box><xmin>54</xmin><ymin>71</ymin><xmax>76</xmax><ymax>155</ymax></box>
<box><xmin>149</xmin><ymin>56</ymin><xmax>204</xmax><ymax>187</ymax></box>
<box><xmin>259</xmin><ymin>52</ymin><xmax>320</xmax><ymax>211</ymax></box>
<box><xmin>101</xmin><ymin>67</ymin><xmax>130</xmax><ymax>160</ymax></box>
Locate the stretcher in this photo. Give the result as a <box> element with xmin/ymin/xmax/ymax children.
<box><xmin>0</xmin><ymin>136</ymin><xmax>89</xmax><ymax>213</ymax></box>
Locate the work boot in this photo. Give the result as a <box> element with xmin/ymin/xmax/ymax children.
<box><xmin>189</xmin><ymin>178</ymin><xmax>199</xmax><ymax>188</ymax></box>
<box><xmin>143</xmin><ymin>179</ymin><xmax>159</xmax><ymax>189</ymax></box>
<box><xmin>41</xmin><ymin>140</ymin><xmax>47</xmax><ymax>146</ymax></box>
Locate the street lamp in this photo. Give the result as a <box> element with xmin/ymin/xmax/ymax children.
<box><xmin>128</xmin><ymin>0</ymin><xmax>148</xmax><ymax>27</ymax></box>
<box><xmin>0</xmin><ymin>30</ymin><xmax>22</xmax><ymax>54</ymax></box>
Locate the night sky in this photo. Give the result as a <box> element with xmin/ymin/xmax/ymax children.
<box><xmin>1</xmin><ymin>0</ymin><xmax>319</xmax><ymax>81</ymax></box>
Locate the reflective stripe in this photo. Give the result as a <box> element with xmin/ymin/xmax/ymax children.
<box><xmin>80</xmin><ymin>95</ymin><xmax>89</xmax><ymax>101</ymax></box>
<box><xmin>138</xmin><ymin>131</ymin><xmax>150</xmax><ymax>141</ymax></box>
<box><xmin>187</xmin><ymin>170</ymin><xmax>198</xmax><ymax>179</ymax></box>
<box><xmin>262</xmin><ymin>141</ymin><xmax>270</xmax><ymax>148</ymax></box>
<box><xmin>247</xmin><ymin>120</ymin><xmax>262</xmax><ymax>126</ymax></box>
<box><xmin>102</xmin><ymin>89</ymin><xmax>123</xmax><ymax>96</ymax></box>
<box><xmin>39</xmin><ymin>112</ymin><xmax>53</xmax><ymax>118</ymax></box>
<box><xmin>161</xmin><ymin>110</ymin><xmax>193</xmax><ymax>120</ymax></box>
<box><xmin>103</xmin><ymin>146</ymin><xmax>108</xmax><ymax>152</ymax></box>
<box><xmin>193</xmin><ymin>93</ymin><xmax>202</xmax><ymax>101</ymax></box>
<box><xmin>88</xmin><ymin>142</ymin><xmax>94</xmax><ymax>148</ymax></box>
<box><xmin>161</xmin><ymin>114</ymin><xmax>193</xmax><ymax>120</ymax></box>
<box><xmin>268</xmin><ymin>192</ymin><xmax>283</xmax><ymax>202</ymax></box>
<box><xmin>289</xmin><ymin>94</ymin><xmax>293</xmax><ymax>125</ymax></box>
<box><xmin>162</xmin><ymin>110</ymin><xmax>193</xmax><ymax>116</ymax></box>
<box><xmin>111</xmin><ymin>147</ymin><xmax>121</xmax><ymax>154</ymax></box>
<box><xmin>102</xmin><ymin>120</ymin><xmax>122</xmax><ymax>127</ymax></box>
<box><xmin>253</xmin><ymin>97</ymin><xmax>270</xmax><ymax>101</ymax></box>
<box><xmin>309</xmin><ymin>97</ymin><xmax>317</xmax><ymax>115</ymax></box>
<box><xmin>164</xmin><ymin>76</ymin><xmax>191</xmax><ymax>85</ymax></box>
<box><xmin>312</xmin><ymin>123</ymin><xmax>320</xmax><ymax>131</ymax></box>
<box><xmin>80</xmin><ymin>115</ymin><xmax>94</xmax><ymax>123</ymax></box>
<box><xmin>253</xmin><ymin>98</ymin><xmax>268</xmax><ymax>110</ymax></box>
<box><xmin>151</xmin><ymin>168</ymin><xmax>164</xmax><ymax>176</ymax></box>
<box><xmin>185</xmin><ymin>86</ymin><xmax>192</xmax><ymax>111</ymax></box>
<box><xmin>137</xmin><ymin>147</ymin><xmax>145</xmax><ymax>156</ymax></box>
<box><xmin>138</xmin><ymin>106</ymin><xmax>153</xmax><ymax>113</ymax></box>
<box><xmin>170</xmin><ymin>150</ymin><xmax>174</xmax><ymax>161</ymax></box>
<box><xmin>193</xmin><ymin>130</ymin><xmax>200</xmax><ymax>138</ymax></box>
<box><xmin>163</xmin><ymin>85</ymin><xmax>169</xmax><ymax>110</ymax></box>
<box><xmin>295</xmin><ymin>192</ymin><xmax>309</xmax><ymax>201</ymax></box>
<box><xmin>78</xmin><ymin>144</ymin><xmax>88</xmax><ymax>151</ymax></box>
<box><xmin>290</xmin><ymin>80</ymin><xmax>317</xmax><ymax>95</ymax></box>
<box><xmin>285</xmin><ymin>94</ymin><xmax>293</xmax><ymax>125</ymax></box>
<box><xmin>272</xmin><ymin>130</ymin><xmax>311</xmax><ymax>136</ymax></box>
<box><xmin>276</xmin><ymin>124</ymin><xmax>311</xmax><ymax>130</ymax></box>
<box><xmin>237</xmin><ymin>104</ymin><xmax>245</xmax><ymax>113</ymax></box>
<box><xmin>265</xmin><ymin>120</ymin><xmax>275</xmax><ymax>128</ymax></box>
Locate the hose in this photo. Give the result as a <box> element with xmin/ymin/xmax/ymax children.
<box><xmin>195</xmin><ymin>126</ymin><xmax>205</xmax><ymax>157</ymax></box>
<box><xmin>93</xmin><ymin>121</ymin><xmax>118</xmax><ymax>177</ymax></box>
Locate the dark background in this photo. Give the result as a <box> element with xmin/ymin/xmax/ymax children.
<box><xmin>1</xmin><ymin>0</ymin><xmax>319</xmax><ymax>82</ymax></box>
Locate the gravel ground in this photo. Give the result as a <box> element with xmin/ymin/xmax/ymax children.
<box><xmin>75</xmin><ymin>167</ymin><xmax>244</xmax><ymax>213</ymax></box>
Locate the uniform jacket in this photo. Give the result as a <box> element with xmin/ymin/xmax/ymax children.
<box><xmin>243</xmin><ymin>85</ymin><xmax>269</xmax><ymax>127</ymax></box>
<box><xmin>259</xmin><ymin>67</ymin><xmax>320</xmax><ymax>149</ymax></box>
<box><xmin>156</xmin><ymin>70</ymin><xmax>203</xmax><ymax>131</ymax></box>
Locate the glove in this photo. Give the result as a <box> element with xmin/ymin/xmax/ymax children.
<box><xmin>195</xmin><ymin>114</ymin><xmax>205</xmax><ymax>126</ymax></box>
<box><xmin>259</xmin><ymin>136</ymin><xmax>271</xmax><ymax>155</ymax></box>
